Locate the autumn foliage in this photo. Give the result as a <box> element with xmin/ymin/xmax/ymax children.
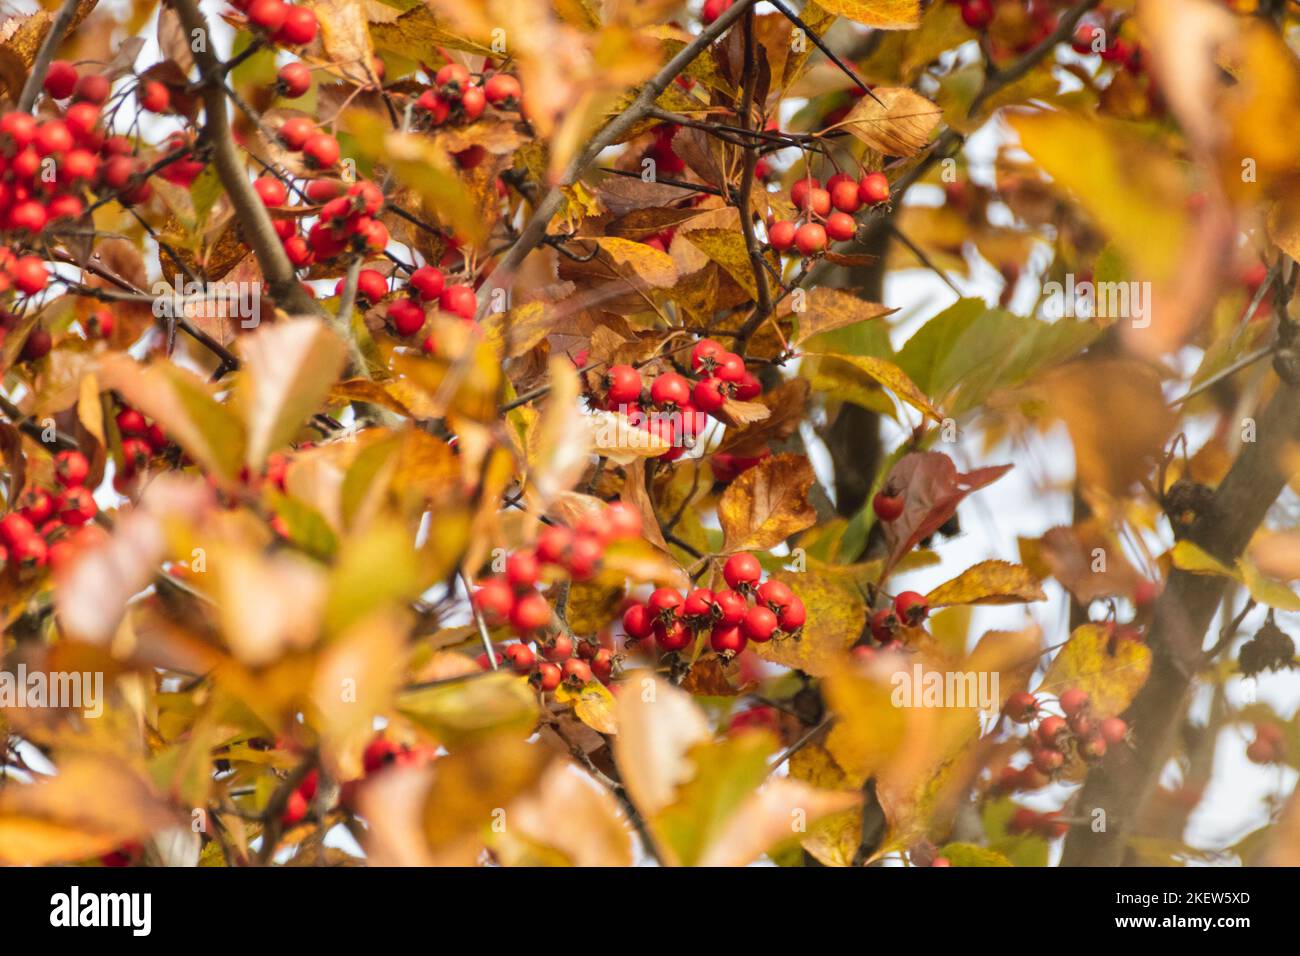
<box><xmin>0</xmin><ymin>0</ymin><xmax>1298</xmax><ymax>870</ymax></box>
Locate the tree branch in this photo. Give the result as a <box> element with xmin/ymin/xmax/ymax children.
<box><xmin>1062</xmin><ymin>377</ymin><xmax>1300</xmax><ymax>865</ymax></box>
<box><xmin>17</xmin><ymin>0</ymin><xmax>83</xmax><ymax>113</ymax></box>
<box><xmin>479</xmin><ymin>0</ymin><xmax>759</xmax><ymax>315</ymax></box>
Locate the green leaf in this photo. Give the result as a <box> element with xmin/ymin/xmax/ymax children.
<box><xmin>938</xmin><ymin>842</ymin><xmax>1013</xmax><ymax>867</ymax></box>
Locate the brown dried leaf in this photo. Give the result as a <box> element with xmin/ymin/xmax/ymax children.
<box><xmin>718</xmin><ymin>452</ymin><xmax>818</xmax><ymax>552</ymax></box>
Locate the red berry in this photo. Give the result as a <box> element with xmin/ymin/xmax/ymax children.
<box><xmin>505</xmin><ymin>549</ymin><xmax>540</xmax><ymax>590</ymax></box>
<box><xmin>682</xmin><ymin>587</ymin><xmax>715</xmax><ymax>620</ymax></box>
<box><xmin>700</xmin><ymin>0</ymin><xmax>734</xmax><ymax>24</ymax></box>
<box><xmin>247</xmin><ymin>0</ymin><xmax>288</xmax><ymax>33</ymax></box>
<box><xmin>12</xmin><ymin>256</ymin><xmax>47</xmax><ymax>296</ymax></box>
<box><xmin>561</xmin><ymin>658</ymin><xmax>593</xmax><ymax>685</ymax></box>
<box><xmin>484</xmin><ymin>73</ymin><xmax>522</xmax><ymax>106</ymax></box>
<box><xmin>536</xmin><ymin>524</ymin><xmax>573</xmax><ymax>565</ymax></box>
<box><xmin>1037</xmin><ymin>715</ymin><xmax>1068</xmax><ymax>746</ymax></box>
<box><xmin>254</xmin><ymin>176</ymin><xmax>288</xmax><ymax>206</ymax></box>
<box><xmin>591</xmin><ymin>648</ymin><xmax>614</xmax><ymax>681</ymax></box>
<box><xmin>1032</xmin><ymin>747</ymin><xmax>1063</xmax><ymax>774</ymax></box>
<box><xmin>723</xmin><ymin>552</ymin><xmax>762</xmax><ymax>590</ymax></box>
<box><xmin>278</xmin><ymin>116</ymin><xmax>315</xmax><ymax>149</ymax></box>
<box><xmin>17</xmin><ymin>488</ymin><xmax>53</xmax><ymax>525</ymax></box>
<box><xmin>73</xmin><ymin>73</ymin><xmax>110</xmax><ymax>105</ymax></box>
<box><xmin>793</xmin><ymin>222</ymin><xmax>827</xmax><ymax>256</ymax></box>
<box><xmin>540</xmin><ymin>633</ymin><xmax>573</xmax><ymax>661</ymax></box>
<box><xmin>741</xmin><ymin>605</ymin><xmax>778</xmax><ymax>643</ymax></box>
<box><xmin>273</xmin><ymin>5</ymin><xmax>318</xmax><ymax>45</ymax></box>
<box><xmin>509</xmin><ymin>591</ymin><xmax>551</xmax><ymax>633</ymax></box>
<box><xmin>435</xmin><ymin>63</ymin><xmax>471</xmax><ymax>90</ymax></box>
<box><xmin>757</xmin><ymin>579</ymin><xmax>794</xmax><ymax>611</ymax></box>
<box><xmin>650</xmin><ymin>372</ymin><xmax>691</xmax><ymax>407</ymax></box>
<box><xmin>872</xmin><ymin>491</ymin><xmax>904</xmax><ymax>522</ymax></box>
<box><xmin>605</xmin><ymin>364</ymin><xmax>642</xmax><ymax>406</ymax></box>
<box><xmin>960</xmin><ymin>0</ymin><xmax>993</xmax><ymax>30</ymax></box>
<box><xmin>824</xmin><ymin>211</ymin><xmax>857</xmax><ymax>242</ymax></box>
<box><xmin>353</xmin><ymin>268</ymin><xmax>388</xmax><ymax>304</ymax></box>
<box><xmin>777</xmin><ymin>596</ymin><xmax>806</xmax><ymax>631</ymax></box>
<box><xmin>870</xmin><ymin>607</ymin><xmax>898</xmax><ymax>642</ymax></box>
<box><xmin>690</xmin><ymin>338</ymin><xmax>725</xmax><ymax>371</ymax></box>
<box><xmin>1004</xmin><ymin>691</ymin><xmax>1038</xmax><ymax>723</ymax></box>
<box><xmin>503</xmin><ymin>642</ymin><xmax>535</xmax><ymax>674</ymax></box>
<box><xmin>733</xmin><ymin>372</ymin><xmax>761</xmax><ymax>401</ymax></box>
<box><xmin>654</xmin><ymin>617</ymin><xmax>691</xmax><ymax>652</ymax></box>
<box><xmin>302</xmin><ymin>132</ymin><xmax>340</xmax><ymax>169</ymax></box>
<box><xmin>531</xmin><ymin>661</ymin><xmax>562</xmax><ymax>692</ymax></box>
<box><xmin>710</xmin><ymin>623</ymin><xmax>747</xmax><ymax>656</ymax></box>
<box><xmin>789</xmin><ymin>176</ymin><xmax>820</xmax><ymax>210</ymax></box>
<box><xmin>565</xmin><ymin>534</ymin><xmax>603</xmax><ymax>580</ymax></box>
<box><xmin>1079</xmin><ymin>735</ymin><xmax>1107</xmax><ymax>761</ymax></box>
<box><xmin>139</xmin><ymin>80</ymin><xmax>170</xmax><ymax>113</ymax></box>
<box><xmin>387</xmin><ymin>299</ymin><xmax>424</xmax><ymax>337</ymax></box>
<box><xmin>648</xmin><ymin>587</ymin><xmax>684</xmax><ymax>617</ymax></box>
<box><xmin>768</xmin><ymin>219</ymin><xmax>796</xmax><ymax>252</ymax></box>
<box><xmin>439</xmin><ymin>285</ymin><xmax>476</xmax><ymax>320</ymax></box>
<box><xmin>459</xmin><ymin>86</ymin><xmax>486</xmax><ymax>121</ymax></box>
<box><xmin>55</xmin><ymin>450</ymin><xmax>90</xmax><ymax>487</ymax></box>
<box><xmin>858</xmin><ymin>172</ymin><xmax>890</xmax><ymax>205</ymax></box>
<box><xmin>44</xmin><ymin>61</ymin><xmax>78</xmax><ymax>99</ymax></box>
<box><xmin>712</xmin><ymin>352</ymin><xmax>746</xmax><ymax>384</ymax></box>
<box><xmin>1059</xmin><ymin>688</ymin><xmax>1090</xmax><ymax>717</ymax></box>
<box><xmin>408</xmin><ymin>266</ymin><xmax>446</xmax><ymax>302</ymax></box>
<box><xmin>0</xmin><ymin>513</ymin><xmax>36</xmax><ymax>549</ymax></box>
<box><xmin>472</xmin><ymin>577</ymin><xmax>513</xmax><ymax>623</ymax></box>
<box><xmin>622</xmin><ymin>602</ymin><xmax>654</xmax><ymax>639</ymax></box>
<box><xmin>277</xmin><ymin>61</ymin><xmax>312</xmax><ymax>98</ymax></box>
<box><xmin>362</xmin><ymin>738</ymin><xmax>401</xmax><ymax>774</ymax></box>
<box><xmin>56</xmin><ymin>485</ymin><xmax>97</xmax><ymax>525</ymax></box>
<box><xmin>893</xmin><ymin>591</ymin><xmax>928</xmax><ymax>625</ymax></box>
<box><xmin>1099</xmin><ymin>717</ymin><xmax>1128</xmax><ymax>746</ymax></box>
<box><xmin>829</xmin><ymin>179</ymin><xmax>862</xmax><ymax>213</ymax></box>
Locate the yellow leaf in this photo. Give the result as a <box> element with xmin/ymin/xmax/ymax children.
<box><xmin>611</xmin><ymin>671</ymin><xmax>711</xmax><ymax>817</ymax></box>
<box><xmin>593</xmin><ymin>237</ymin><xmax>678</xmax><ymax>288</ymax></box>
<box><xmin>718</xmin><ymin>452</ymin><xmax>818</xmax><ymax>552</ymax></box>
<box><xmin>1238</xmin><ymin>558</ymin><xmax>1300</xmax><ymax>612</ymax></box>
<box><xmin>398</xmin><ymin>671</ymin><xmax>541</xmax><ymax>747</ymax></box>
<box><xmin>925</xmin><ymin>560</ymin><xmax>1047</xmax><ymax>607</ymax></box>
<box><xmin>682</xmin><ymin>228</ymin><xmax>760</xmax><ymax>299</ymax></box>
<box><xmin>806</xmin><ymin>352</ymin><xmax>943</xmax><ymax>421</ymax></box>
<box><xmin>751</xmin><ymin>564</ymin><xmax>867</xmax><ymax>677</ymax></box>
<box><xmin>1038</xmin><ymin>624</ymin><xmax>1152</xmax><ymax>719</ymax></box>
<box><xmin>698</xmin><ymin>777</ymin><xmax>862</xmax><ymax>866</ymax></box>
<box><xmin>1171</xmin><ymin>539</ymin><xmax>1239</xmax><ymax>579</ymax></box>
<box><xmin>813</xmin><ymin>0</ymin><xmax>920</xmax><ymax>29</ymax></box>
<box><xmin>836</xmin><ymin>86</ymin><xmax>940</xmax><ymax>156</ymax></box>
<box><xmin>789</xmin><ymin>288</ymin><xmax>897</xmax><ymax>347</ymax></box>
<box><xmin>493</xmin><ymin>759</ymin><xmax>633</xmax><ymax>866</ymax></box>
<box><xmin>555</xmin><ymin>679</ymin><xmax>619</xmax><ymax>735</ymax></box>
<box><xmin>236</xmin><ymin>317</ymin><xmax>348</xmax><ymax>470</ymax></box>
<box><xmin>421</xmin><ymin>739</ymin><xmax>552</xmax><ymax>853</ymax></box>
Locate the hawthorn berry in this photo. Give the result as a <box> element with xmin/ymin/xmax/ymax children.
<box><xmin>531</xmin><ymin>661</ymin><xmax>562</xmax><ymax>692</ymax></box>
<box><xmin>648</xmin><ymin>586</ymin><xmax>684</xmax><ymax>617</ymax></box>
<box><xmin>56</xmin><ymin>486</ymin><xmax>97</xmax><ymax>525</ymax></box>
<box><xmin>509</xmin><ymin>592</ymin><xmax>552</xmax><ymax>633</ymax></box>
<box><xmin>604</xmin><ymin>501</ymin><xmax>643</xmax><ymax>539</ymax></box>
<box><xmin>44</xmin><ymin>60</ymin><xmax>78</xmax><ymax>99</ymax></box>
<box><xmin>733</xmin><ymin>372</ymin><xmax>762</xmax><ymax>401</ymax></box>
<box><xmin>870</xmin><ymin>607</ymin><xmax>898</xmax><ymax>642</ymax></box>
<box><xmin>1099</xmin><ymin>717</ymin><xmax>1128</xmax><ymax>746</ymax></box>
<box><xmin>139</xmin><ymin>80</ymin><xmax>170</xmax><ymax>113</ymax></box>
<box><xmin>12</xmin><ymin>256</ymin><xmax>48</xmax><ymax>295</ymax></box>
<box><xmin>484</xmin><ymin>73</ymin><xmax>522</xmax><ymax>107</ymax></box>
<box><xmin>650</xmin><ymin>372</ymin><xmax>691</xmax><ymax>407</ymax></box>
<box><xmin>54</xmin><ymin>450</ymin><xmax>90</xmax><ymax>487</ymax></box>
<box><xmin>960</xmin><ymin>0</ymin><xmax>994</xmax><ymax>30</ymax></box>
<box><xmin>825</xmin><ymin>211</ymin><xmax>857</xmax><ymax>242</ymax></box>
<box><xmin>1037</xmin><ymin>715</ymin><xmax>1068</xmax><ymax>746</ymax></box>
<box><xmin>606</xmin><ymin>364</ymin><xmax>642</xmax><ymax>406</ymax></box>
<box><xmin>622</xmin><ymin>602</ymin><xmax>654</xmax><ymax>640</ymax></box>
<box><xmin>460</xmin><ymin>86</ymin><xmax>486</xmax><ymax>121</ymax></box>
<box><xmin>690</xmin><ymin>337</ymin><xmax>725</xmax><ymax>371</ymax></box>
<box><xmin>561</xmin><ymin>658</ymin><xmax>593</xmax><ymax>685</ymax></box>
<box><xmin>723</xmin><ymin>552</ymin><xmax>762</xmax><ymax>590</ymax></box>
<box><xmin>277</xmin><ymin>62</ymin><xmax>312</xmax><ymax>98</ymax></box>
<box><xmin>248</xmin><ymin>0</ymin><xmax>289</xmax><ymax>33</ymax></box>
<box><xmin>591</xmin><ymin>648</ymin><xmax>614</xmax><ymax>681</ymax></box>
<box><xmin>757</xmin><ymin>579</ymin><xmax>794</xmax><ymax>612</ymax></box>
<box><xmin>17</xmin><ymin>488</ymin><xmax>53</xmax><ymax>525</ymax></box>
<box><xmin>768</xmin><ymin>219</ymin><xmax>796</xmax><ymax>252</ymax></box>
<box><xmin>777</xmin><ymin>596</ymin><xmax>806</xmax><ymax>632</ymax></box>
<box><xmin>388</xmin><ymin>299</ymin><xmax>424</xmax><ymax>337</ymax></box>
<box><xmin>654</xmin><ymin>617</ymin><xmax>691</xmax><ymax>652</ymax></box>
<box><xmin>893</xmin><ymin>591</ymin><xmax>928</xmax><ymax>625</ymax></box>
<box><xmin>254</xmin><ymin>176</ymin><xmax>288</xmax><ymax>206</ymax></box>
<box><xmin>742</xmin><ymin>605</ymin><xmax>778</xmax><ymax>643</ymax></box>
<box><xmin>683</xmin><ymin>587</ymin><xmax>715</xmax><ymax>620</ymax></box>
<box><xmin>408</xmin><ymin>266</ymin><xmax>446</xmax><ymax>301</ymax></box>
<box><xmin>790</xmin><ymin>176</ymin><xmax>819</xmax><ymax>210</ymax></box>
<box><xmin>565</xmin><ymin>534</ymin><xmax>603</xmax><ymax>580</ymax></box>
<box><xmin>1032</xmin><ymin>747</ymin><xmax>1064</xmax><ymax>774</ymax></box>
<box><xmin>793</xmin><ymin>222</ymin><xmax>827</xmax><ymax>256</ymax></box>
<box><xmin>273</xmin><ymin>5</ymin><xmax>319</xmax><ymax>45</ymax></box>
<box><xmin>829</xmin><ymin>179</ymin><xmax>862</xmax><ymax>213</ymax></box>
<box><xmin>0</xmin><ymin>513</ymin><xmax>35</xmax><ymax>549</ymax></box>
<box><xmin>692</xmin><ymin>377</ymin><xmax>728</xmax><ymax>413</ymax></box>
<box><xmin>1059</xmin><ymin>687</ymin><xmax>1089</xmax><ymax>717</ymax></box>
<box><xmin>439</xmin><ymin>285</ymin><xmax>477</xmax><ymax>320</ymax></box>
<box><xmin>278</xmin><ymin>116</ymin><xmax>316</xmax><ymax>149</ymax></box>
<box><xmin>872</xmin><ymin>490</ymin><xmax>904</xmax><ymax>522</ymax></box>
<box><xmin>858</xmin><ymin>172</ymin><xmax>890</xmax><ymax>206</ymax></box>
<box><xmin>700</xmin><ymin>0</ymin><xmax>734</xmax><ymax>24</ymax></box>
<box><xmin>352</xmin><ymin>269</ymin><xmax>389</xmax><ymax>304</ymax></box>
<box><xmin>712</xmin><ymin>588</ymin><xmax>748</xmax><ymax>626</ymax></box>
<box><xmin>536</xmin><ymin>525</ymin><xmax>573</xmax><ymax>565</ymax></box>
<box><xmin>1004</xmin><ymin>691</ymin><xmax>1038</xmax><ymax>723</ymax></box>
<box><xmin>712</xmin><ymin>351</ymin><xmax>746</xmax><ymax>383</ymax></box>
<box><xmin>711</xmin><ymin>624</ymin><xmax>747</xmax><ymax>656</ymax></box>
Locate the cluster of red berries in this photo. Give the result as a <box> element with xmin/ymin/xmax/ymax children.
<box><xmin>1006</xmin><ymin>806</ymin><xmax>1070</xmax><ymax>840</ymax></box>
<box><xmin>1070</xmin><ymin>21</ymin><xmax>1144</xmax><ymax>74</ymax></box>
<box><xmin>472</xmin><ymin>503</ymin><xmax>643</xmax><ymax>690</ymax></box>
<box><xmin>601</xmin><ymin>337</ymin><xmax>762</xmax><ymax>461</ymax></box>
<box><xmin>112</xmin><ymin>404</ymin><xmax>172</xmax><ymax>495</ymax></box>
<box><xmin>259</xmin><ymin>166</ymin><xmax>385</xmax><ymax>269</ymax></box>
<box><xmin>0</xmin><ymin>450</ymin><xmax>105</xmax><ymax>575</ymax></box>
<box><xmin>621</xmin><ymin>552</ymin><xmax>806</xmax><ymax>658</ymax></box>
<box><xmin>1246</xmin><ymin>722</ymin><xmax>1287</xmax><ymax>765</ymax></box>
<box><xmin>414</xmin><ymin>62</ymin><xmax>522</xmax><ymax>128</ymax></box>
<box><xmin>377</xmin><ymin>264</ymin><xmax>477</xmax><ymax>349</ymax></box>
<box><xmin>232</xmin><ymin>0</ymin><xmax>319</xmax><ymax>48</ymax></box>
<box><xmin>768</xmin><ymin>171</ymin><xmax>890</xmax><ymax>256</ymax></box>
<box><xmin>862</xmin><ymin>590</ymin><xmax>929</xmax><ymax>650</ymax></box>
<box><xmin>282</xmin><ymin>735</ymin><xmax>436</xmax><ymax>825</ymax></box>
<box><xmin>997</xmin><ymin>688</ymin><xmax>1129</xmax><ymax>790</ymax></box>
